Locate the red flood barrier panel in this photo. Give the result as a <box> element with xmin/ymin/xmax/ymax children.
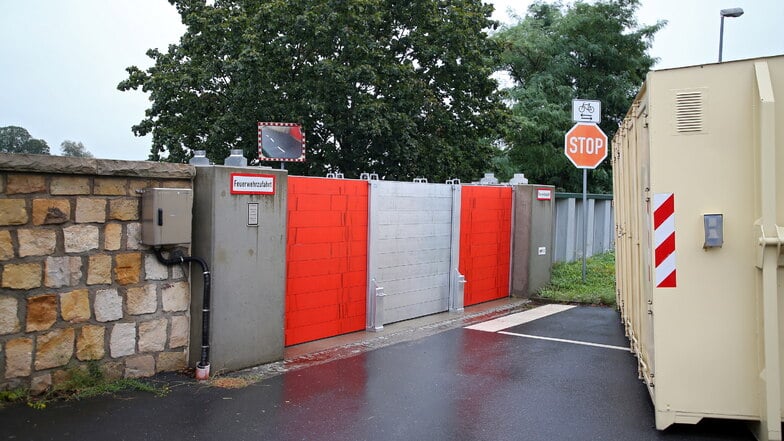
<box><xmin>459</xmin><ymin>186</ymin><xmax>512</xmax><ymax>306</ymax></box>
<box><xmin>285</xmin><ymin>177</ymin><xmax>368</xmax><ymax>346</ymax></box>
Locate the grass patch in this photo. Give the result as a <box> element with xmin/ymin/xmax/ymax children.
<box><xmin>1</xmin><ymin>362</ymin><xmax>168</xmax><ymax>410</ymax></box>
<box><xmin>50</xmin><ymin>362</ymin><xmax>168</xmax><ymax>402</ymax></box>
<box><xmin>0</xmin><ymin>388</ymin><xmax>29</xmax><ymax>404</ymax></box>
<box><xmin>537</xmin><ymin>251</ymin><xmax>616</xmax><ymax>306</ymax></box>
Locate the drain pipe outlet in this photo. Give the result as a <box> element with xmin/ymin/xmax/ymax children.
<box><xmin>153</xmin><ymin>248</ymin><xmax>211</xmax><ymax>380</ymax></box>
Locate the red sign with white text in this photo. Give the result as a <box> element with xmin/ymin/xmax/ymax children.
<box><xmin>230</xmin><ymin>173</ymin><xmax>276</xmax><ymax>195</ymax></box>
<box><xmin>564</xmin><ymin>123</ymin><xmax>608</xmax><ymax>169</ymax></box>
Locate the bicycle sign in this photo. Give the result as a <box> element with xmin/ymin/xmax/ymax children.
<box><xmin>572</xmin><ymin>99</ymin><xmax>601</xmax><ymax>123</ymax></box>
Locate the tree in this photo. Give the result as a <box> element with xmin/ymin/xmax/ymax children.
<box><xmin>0</xmin><ymin>126</ymin><xmax>51</xmax><ymax>155</ymax></box>
<box><xmin>60</xmin><ymin>140</ymin><xmax>94</xmax><ymax>158</ymax></box>
<box><xmin>494</xmin><ymin>0</ymin><xmax>664</xmax><ymax>192</ymax></box>
<box><xmin>118</xmin><ymin>0</ymin><xmax>506</xmax><ymax>182</ymax></box>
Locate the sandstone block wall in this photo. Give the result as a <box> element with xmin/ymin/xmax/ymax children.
<box><xmin>0</xmin><ymin>153</ymin><xmax>195</xmax><ymax>392</ymax></box>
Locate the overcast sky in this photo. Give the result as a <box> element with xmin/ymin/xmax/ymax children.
<box><xmin>1</xmin><ymin>0</ymin><xmax>782</xmax><ymax>161</ymax></box>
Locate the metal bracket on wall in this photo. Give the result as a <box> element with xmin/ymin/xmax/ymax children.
<box><xmin>450</xmin><ymin>270</ymin><xmax>466</xmax><ymax>312</ymax></box>
<box><xmin>755</xmin><ymin>223</ymin><xmax>784</xmax><ymax>269</ymax></box>
<box><xmin>457</xmin><ymin>272</ymin><xmax>466</xmax><ymax>289</ymax></box>
<box><xmin>367</xmin><ymin>278</ymin><xmax>386</xmax><ymax>332</ymax></box>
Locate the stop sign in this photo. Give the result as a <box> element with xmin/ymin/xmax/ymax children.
<box><xmin>564</xmin><ymin>123</ymin><xmax>608</xmax><ymax>169</ymax></box>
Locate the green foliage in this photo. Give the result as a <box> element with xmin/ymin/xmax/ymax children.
<box><xmin>50</xmin><ymin>361</ymin><xmax>105</xmax><ymax>397</ymax></box>
<box><xmin>0</xmin><ymin>388</ymin><xmax>28</xmax><ymax>403</ymax></box>
<box><xmin>60</xmin><ymin>140</ymin><xmax>93</xmax><ymax>158</ymax></box>
<box><xmin>538</xmin><ymin>251</ymin><xmax>616</xmax><ymax>305</ymax></box>
<box><xmin>63</xmin><ymin>378</ymin><xmax>167</xmax><ymax>401</ymax></box>
<box><xmin>0</xmin><ymin>126</ymin><xmax>51</xmax><ymax>155</ymax></box>
<box><xmin>489</xmin><ymin>148</ymin><xmax>516</xmax><ymax>183</ymax></box>
<box><xmin>119</xmin><ymin>0</ymin><xmax>506</xmax><ymax>182</ymax></box>
<box><xmin>494</xmin><ymin>0</ymin><xmax>664</xmax><ymax>192</ymax></box>
<box><xmin>49</xmin><ymin>362</ymin><xmax>168</xmax><ymax>402</ymax></box>
<box><xmin>1</xmin><ymin>362</ymin><xmax>168</xmax><ymax>410</ymax></box>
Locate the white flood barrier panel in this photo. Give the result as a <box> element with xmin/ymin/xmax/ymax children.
<box><xmin>367</xmin><ymin>181</ymin><xmax>459</xmax><ymax>327</ymax></box>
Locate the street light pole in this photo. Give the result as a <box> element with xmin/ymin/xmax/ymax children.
<box><xmin>718</xmin><ymin>8</ymin><xmax>744</xmax><ymax>62</ymax></box>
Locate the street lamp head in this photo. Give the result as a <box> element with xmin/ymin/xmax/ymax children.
<box><xmin>718</xmin><ymin>7</ymin><xmax>744</xmax><ymax>62</ymax></box>
<box><xmin>720</xmin><ymin>8</ymin><xmax>744</xmax><ymax>18</ymax></box>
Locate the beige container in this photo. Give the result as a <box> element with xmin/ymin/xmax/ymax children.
<box><xmin>612</xmin><ymin>55</ymin><xmax>784</xmax><ymax>440</ymax></box>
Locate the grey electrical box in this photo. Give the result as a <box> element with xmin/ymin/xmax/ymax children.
<box><xmin>141</xmin><ymin>188</ymin><xmax>193</xmax><ymax>245</ymax></box>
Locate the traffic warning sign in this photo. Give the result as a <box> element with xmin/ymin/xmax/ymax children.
<box><xmin>564</xmin><ymin>123</ymin><xmax>608</xmax><ymax>169</ymax></box>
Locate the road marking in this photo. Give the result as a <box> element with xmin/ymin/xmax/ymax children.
<box><xmin>497</xmin><ymin>331</ymin><xmax>631</xmax><ymax>352</ymax></box>
<box><xmin>465</xmin><ymin>304</ymin><xmax>575</xmax><ymax>332</ymax></box>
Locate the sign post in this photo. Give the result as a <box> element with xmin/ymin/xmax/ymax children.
<box><xmin>564</xmin><ymin>119</ymin><xmax>608</xmax><ymax>282</ymax></box>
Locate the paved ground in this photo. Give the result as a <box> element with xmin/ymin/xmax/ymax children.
<box><xmin>0</xmin><ymin>304</ymin><xmax>755</xmax><ymax>441</ymax></box>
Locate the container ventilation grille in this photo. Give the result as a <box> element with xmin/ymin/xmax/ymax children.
<box><xmin>675</xmin><ymin>91</ymin><xmax>703</xmax><ymax>133</ymax></box>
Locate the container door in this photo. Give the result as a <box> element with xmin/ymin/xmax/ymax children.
<box><xmin>637</xmin><ymin>100</ymin><xmax>655</xmax><ymax>377</ymax></box>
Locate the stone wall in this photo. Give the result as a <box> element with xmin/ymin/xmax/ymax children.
<box><xmin>0</xmin><ymin>153</ymin><xmax>195</xmax><ymax>392</ymax></box>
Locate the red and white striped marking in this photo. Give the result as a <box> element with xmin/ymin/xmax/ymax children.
<box><xmin>653</xmin><ymin>193</ymin><xmax>676</xmax><ymax>288</ymax></box>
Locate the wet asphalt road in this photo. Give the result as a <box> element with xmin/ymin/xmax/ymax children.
<box><xmin>0</xmin><ymin>306</ymin><xmax>755</xmax><ymax>440</ymax></box>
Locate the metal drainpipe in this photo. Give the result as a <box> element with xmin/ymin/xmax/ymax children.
<box><xmin>154</xmin><ymin>247</ymin><xmax>212</xmax><ymax>380</ymax></box>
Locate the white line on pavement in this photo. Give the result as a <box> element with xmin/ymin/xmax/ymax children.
<box><xmin>465</xmin><ymin>304</ymin><xmax>575</xmax><ymax>332</ymax></box>
<box><xmin>497</xmin><ymin>331</ymin><xmax>631</xmax><ymax>352</ymax></box>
